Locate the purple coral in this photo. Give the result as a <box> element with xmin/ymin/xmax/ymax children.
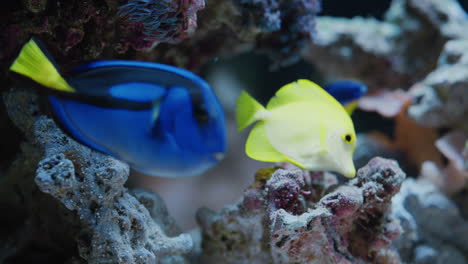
<box><xmin>118</xmin><ymin>0</ymin><xmax>205</xmax><ymax>49</ymax></box>
<box><xmin>198</xmin><ymin>157</ymin><xmax>406</xmax><ymax>263</ymax></box>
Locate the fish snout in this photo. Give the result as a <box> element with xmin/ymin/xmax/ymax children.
<box><xmin>343</xmin><ymin>169</ymin><xmax>356</xmax><ymax>178</ymax></box>
<box><xmin>340</xmin><ymin>160</ymin><xmax>356</xmax><ymax>178</ymax></box>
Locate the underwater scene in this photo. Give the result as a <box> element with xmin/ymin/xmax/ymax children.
<box><xmin>1</xmin><ymin>0</ymin><xmax>468</xmax><ymax>263</ymax></box>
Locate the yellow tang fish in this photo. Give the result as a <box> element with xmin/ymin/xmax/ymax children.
<box><xmin>236</xmin><ymin>79</ymin><xmax>357</xmax><ymax>178</ymax></box>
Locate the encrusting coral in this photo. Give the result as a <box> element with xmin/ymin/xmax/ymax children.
<box><xmin>0</xmin><ymin>87</ymin><xmax>193</xmax><ymax>263</ymax></box>
<box><xmin>0</xmin><ymin>0</ymin><xmax>321</xmax><ymax>77</ymax></box>
<box><xmin>392</xmin><ymin>179</ymin><xmax>468</xmax><ymax>264</ymax></box>
<box><xmin>197</xmin><ymin>157</ymin><xmax>405</xmax><ymax>264</ymax></box>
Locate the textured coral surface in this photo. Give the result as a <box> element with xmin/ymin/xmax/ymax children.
<box><xmin>392</xmin><ymin>179</ymin><xmax>468</xmax><ymax>264</ymax></box>
<box><xmin>0</xmin><ymin>87</ymin><xmax>192</xmax><ymax>264</ymax></box>
<box><xmin>197</xmin><ymin>157</ymin><xmax>405</xmax><ymax>264</ymax></box>
<box><xmin>0</xmin><ymin>0</ymin><xmax>321</xmax><ymax>76</ymax></box>
<box><xmin>1</xmin><ymin>0</ymin><xmax>468</xmax><ymax>263</ymax></box>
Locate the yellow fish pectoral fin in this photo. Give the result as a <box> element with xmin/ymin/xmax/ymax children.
<box><xmin>267</xmin><ymin>79</ymin><xmax>342</xmax><ymax>110</ymax></box>
<box><xmin>344</xmin><ymin>101</ymin><xmax>358</xmax><ymax>115</ymax></box>
<box><xmin>245</xmin><ymin>122</ymin><xmax>290</xmax><ymax>163</ymax></box>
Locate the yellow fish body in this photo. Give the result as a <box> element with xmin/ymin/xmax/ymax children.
<box><xmin>236</xmin><ymin>79</ymin><xmax>357</xmax><ymax>178</ymax></box>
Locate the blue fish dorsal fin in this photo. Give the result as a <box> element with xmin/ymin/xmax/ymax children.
<box><xmin>68</xmin><ymin>60</ymin><xmax>208</xmax><ymax>110</ymax></box>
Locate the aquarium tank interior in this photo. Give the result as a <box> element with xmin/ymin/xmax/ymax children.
<box><xmin>0</xmin><ymin>0</ymin><xmax>468</xmax><ymax>263</ymax></box>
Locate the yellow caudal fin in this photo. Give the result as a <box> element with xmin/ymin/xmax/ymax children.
<box><xmin>10</xmin><ymin>38</ymin><xmax>75</xmax><ymax>92</ymax></box>
<box><xmin>236</xmin><ymin>90</ymin><xmax>268</xmax><ymax>132</ymax></box>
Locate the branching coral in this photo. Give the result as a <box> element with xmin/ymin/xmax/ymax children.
<box><xmin>118</xmin><ymin>0</ymin><xmax>205</xmax><ymax>50</ymax></box>
<box><xmin>197</xmin><ymin>157</ymin><xmax>406</xmax><ymax>263</ymax></box>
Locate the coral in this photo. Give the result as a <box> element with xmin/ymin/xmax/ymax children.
<box><xmin>197</xmin><ymin>157</ymin><xmax>406</xmax><ymax>263</ymax></box>
<box><xmin>0</xmin><ymin>86</ymin><xmax>192</xmax><ymax>263</ymax></box>
<box><xmin>358</xmin><ymin>91</ymin><xmax>443</xmax><ymax>171</ymax></box>
<box><xmin>22</xmin><ymin>0</ymin><xmax>48</xmax><ymax>13</ymax></box>
<box><xmin>407</xmin><ymin>41</ymin><xmax>468</xmax><ymax>129</ymax></box>
<box><xmin>304</xmin><ymin>0</ymin><xmax>468</xmax><ymax>195</ymax></box>
<box><xmin>304</xmin><ymin>16</ymin><xmax>406</xmax><ymax>90</ymax></box>
<box><xmin>236</xmin><ymin>0</ymin><xmax>321</xmax><ymax>67</ymax></box>
<box><xmin>353</xmin><ymin>133</ymin><xmax>404</xmax><ymax>170</ymax></box>
<box><xmin>421</xmin><ymin>130</ymin><xmax>468</xmax><ymax>194</ymax></box>
<box><xmin>117</xmin><ymin>0</ymin><xmax>206</xmax><ymax>50</ymax></box>
<box><xmin>304</xmin><ymin>0</ymin><xmax>468</xmax><ymax>90</ymax></box>
<box><xmin>392</xmin><ymin>179</ymin><xmax>468</xmax><ymax>264</ymax></box>
<box><xmin>0</xmin><ymin>0</ymin><xmax>321</xmax><ymax>78</ymax></box>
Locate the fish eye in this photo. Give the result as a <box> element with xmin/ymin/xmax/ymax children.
<box><xmin>193</xmin><ymin>105</ymin><xmax>210</xmax><ymax>124</ymax></box>
<box><xmin>342</xmin><ymin>133</ymin><xmax>354</xmax><ymax>144</ymax></box>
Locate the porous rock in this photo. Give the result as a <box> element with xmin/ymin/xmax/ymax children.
<box><xmin>0</xmin><ymin>87</ymin><xmax>192</xmax><ymax>264</ymax></box>
<box><xmin>392</xmin><ymin>178</ymin><xmax>468</xmax><ymax>264</ymax></box>
<box><xmin>197</xmin><ymin>157</ymin><xmax>406</xmax><ymax>264</ymax></box>
<box><xmin>305</xmin><ymin>0</ymin><xmax>468</xmax><ymax>91</ymax></box>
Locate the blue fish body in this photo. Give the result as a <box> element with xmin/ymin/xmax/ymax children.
<box><xmin>49</xmin><ymin>61</ymin><xmax>226</xmax><ymax>177</ymax></box>
<box><xmin>9</xmin><ymin>38</ymin><xmax>226</xmax><ymax>178</ymax></box>
<box><xmin>325</xmin><ymin>80</ymin><xmax>368</xmax><ymax>106</ymax></box>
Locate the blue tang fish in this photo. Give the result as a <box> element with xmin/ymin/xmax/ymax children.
<box><xmin>10</xmin><ymin>38</ymin><xmax>226</xmax><ymax>177</ymax></box>
<box><xmin>324</xmin><ymin>80</ymin><xmax>367</xmax><ymax>114</ymax></box>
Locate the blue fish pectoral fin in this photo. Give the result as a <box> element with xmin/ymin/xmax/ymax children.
<box><xmin>151</xmin><ymin>99</ymin><xmax>162</xmax><ymax>122</ymax></box>
<box><xmin>150</xmin><ymin>86</ymin><xmax>203</xmax><ymax>151</ymax></box>
<box><xmin>245</xmin><ymin>122</ymin><xmax>288</xmax><ymax>163</ymax></box>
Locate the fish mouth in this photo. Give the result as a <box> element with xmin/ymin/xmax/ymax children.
<box><xmin>213</xmin><ymin>152</ymin><xmax>225</xmax><ymax>161</ymax></box>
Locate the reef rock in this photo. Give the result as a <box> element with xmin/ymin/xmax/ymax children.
<box><xmin>0</xmin><ymin>0</ymin><xmax>321</xmax><ymax>77</ymax></box>
<box><xmin>305</xmin><ymin>0</ymin><xmax>468</xmax><ymax>91</ymax></box>
<box><xmin>0</xmin><ymin>87</ymin><xmax>192</xmax><ymax>264</ymax></box>
<box><xmin>407</xmin><ymin>39</ymin><xmax>468</xmax><ymax>130</ymax></box>
<box><xmin>392</xmin><ymin>178</ymin><xmax>468</xmax><ymax>264</ymax></box>
<box><xmin>197</xmin><ymin>157</ymin><xmax>406</xmax><ymax>264</ymax></box>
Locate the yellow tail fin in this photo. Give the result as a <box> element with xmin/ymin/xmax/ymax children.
<box><xmin>236</xmin><ymin>90</ymin><xmax>268</xmax><ymax>132</ymax></box>
<box><xmin>344</xmin><ymin>100</ymin><xmax>358</xmax><ymax>115</ymax></box>
<box><xmin>10</xmin><ymin>39</ymin><xmax>75</xmax><ymax>92</ymax></box>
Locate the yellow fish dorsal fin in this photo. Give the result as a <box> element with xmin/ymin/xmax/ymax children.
<box><xmin>266</xmin><ymin>79</ymin><xmax>343</xmax><ymax>110</ymax></box>
<box><xmin>10</xmin><ymin>39</ymin><xmax>75</xmax><ymax>93</ymax></box>
<box><xmin>236</xmin><ymin>90</ymin><xmax>269</xmax><ymax>132</ymax></box>
<box><xmin>246</xmin><ymin>122</ymin><xmax>303</xmax><ymax>167</ymax></box>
